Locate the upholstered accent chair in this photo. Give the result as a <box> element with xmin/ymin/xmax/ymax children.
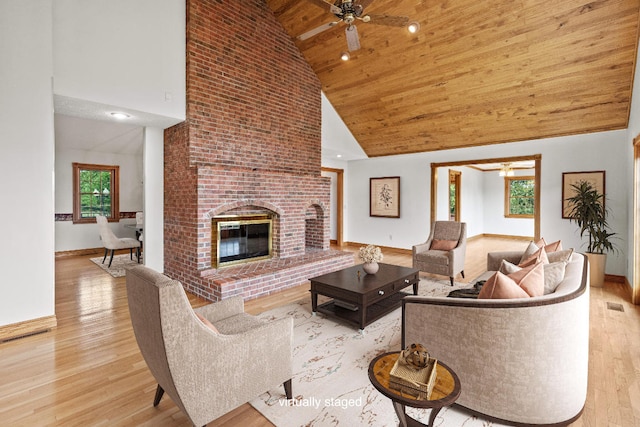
<box><xmin>126</xmin><ymin>265</ymin><xmax>293</xmax><ymax>427</ymax></box>
<box><xmin>95</xmin><ymin>215</ymin><xmax>141</xmax><ymax>267</ymax></box>
<box><xmin>412</xmin><ymin>221</ymin><xmax>467</xmax><ymax>286</ymax></box>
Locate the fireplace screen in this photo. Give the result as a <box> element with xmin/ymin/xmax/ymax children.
<box><xmin>213</xmin><ymin>216</ymin><xmax>272</xmax><ymax>267</ymax></box>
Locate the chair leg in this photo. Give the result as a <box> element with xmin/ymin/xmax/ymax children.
<box><xmin>102</xmin><ymin>248</ymin><xmax>108</xmax><ymax>264</ymax></box>
<box><xmin>108</xmin><ymin>250</ymin><xmax>115</xmax><ymax>268</ymax></box>
<box><xmin>153</xmin><ymin>384</ymin><xmax>165</xmax><ymax>407</ymax></box>
<box><xmin>461</xmin><ymin>270</ymin><xmax>465</xmax><ymax>278</ymax></box>
<box><xmin>283</xmin><ymin>379</ymin><xmax>292</xmax><ymax>400</ymax></box>
<box><xmin>130</xmin><ymin>248</ymin><xmax>133</xmax><ymax>261</ymax></box>
<box><xmin>450</xmin><ymin>277</ymin><xmax>454</xmax><ymax>286</ymax></box>
<box><xmin>137</xmin><ymin>247</ymin><xmax>140</xmax><ymax>263</ymax></box>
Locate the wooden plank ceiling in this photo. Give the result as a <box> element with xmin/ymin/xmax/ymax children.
<box><xmin>266</xmin><ymin>0</ymin><xmax>640</xmax><ymax>157</ymax></box>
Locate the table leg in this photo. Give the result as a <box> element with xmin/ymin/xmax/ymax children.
<box><xmin>392</xmin><ymin>401</ymin><xmax>409</xmax><ymax>427</ymax></box>
<box><xmin>427</xmin><ymin>407</ymin><xmax>441</xmax><ymax>427</ymax></box>
<box><xmin>311</xmin><ymin>290</ymin><xmax>318</xmax><ymax>314</ymax></box>
<box><xmin>360</xmin><ymin>303</ymin><xmax>367</xmax><ymax>330</ymax></box>
<box><xmin>413</xmin><ymin>282</ymin><xmax>418</xmax><ymax>295</ymax></box>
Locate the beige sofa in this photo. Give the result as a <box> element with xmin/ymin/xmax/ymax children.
<box><xmin>402</xmin><ymin>250</ymin><xmax>589</xmax><ymax>426</ymax></box>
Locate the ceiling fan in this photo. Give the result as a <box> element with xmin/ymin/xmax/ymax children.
<box><xmin>298</xmin><ymin>0</ymin><xmax>410</xmax><ymax>52</ymax></box>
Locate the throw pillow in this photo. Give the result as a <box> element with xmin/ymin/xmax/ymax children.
<box><xmin>544</xmin><ymin>240</ymin><xmax>563</xmax><ymax>252</ymax></box>
<box><xmin>518</xmin><ymin>246</ymin><xmax>549</xmax><ymax>267</ymax></box>
<box><xmin>544</xmin><ymin>262</ymin><xmax>567</xmax><ymax>294</ymax></box>
<box><xmin>521</xmin><ymin>239</ymin><xmax>563</xmax><ymax>264</ymax></box>
<box><xmin>430</xmin><ymin>239</ymin><xmax>458</xmax><ymax>251</ymax></box>
<box><xmin>478</xmin><ymin>272</ymin><xmax>530</xmax><ymax>299</ymax></box>
<box><xmin>548</xmin><ymin>248</ymin><xmax>574</xmax><ymax>264</ymax></box>
<box><xmin>509</xmin><ymin>262</ymin><xmax>544</xmax><ymax>297</ymax></box>
<box><xmin>500</xmin><ymin>259</ymin><xmax>566</xmax><ymax>295</ymax></box>
<box><xmin>519</xmin><ymin>241</ymin><xmax>540</xmax><ymax>264</ymax></box>
<box><xmin>195</xmin><ymin>312</ymin><xmax>220</xmax><ymax>334</ymax></box>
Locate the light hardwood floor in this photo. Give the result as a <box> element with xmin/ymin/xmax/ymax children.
<box><xmin>1</xmin><ymin>237</ymin><xmax>638</xmax><ymax>426</ymax></box>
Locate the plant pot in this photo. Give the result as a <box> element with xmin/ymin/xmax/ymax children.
<box><xmin>363</xmin><ymin>262</ymin><xmax>379</xmax><ymax>274</ymax></box>
<box><xmin>585</xmin><ymin>252</ymin><xmax>606</xmax><ymax>288</ymax></box>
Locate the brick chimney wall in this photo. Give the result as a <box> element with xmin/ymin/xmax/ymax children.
<box><xmin>163</xmin><ymin>0</ymin><xmax>353</xmax><ymax>301</ymax></box>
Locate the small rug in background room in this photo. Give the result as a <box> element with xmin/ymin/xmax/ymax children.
<box><xmin>89</xmin><ymin>254</ymin><xmax>141</xmax><ymax>278</ymax></box>
<box><xmin>250</xmin><ymin>278</ymin><xmax>507</xmax><ymax>427</ymax></box>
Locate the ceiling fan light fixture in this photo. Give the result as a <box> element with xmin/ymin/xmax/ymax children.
<box><xmin>407</xmin><ymin>21</ymin><xmax>420</xmax><ymax>34</ymax></box>
<box><xmin>340</xmin><ymin>51</ymin><xmax>350</xmax><ymax>61</ymax></box>
<box><xmin>499</xmin><ymin>163</ymin><xmax>515</xmax><ymax>177</ymax></box>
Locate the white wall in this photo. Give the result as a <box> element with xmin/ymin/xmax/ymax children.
<box><xmin>0</xmin><ymin>2</ymin><xmax>56</xmax><ymax>326</ymax></box>
<box><xmin>482</xmin><ymin>168</ymin><xmax>535</xmax><ymax>237</ymax></box>
<box><xmin>143</xmin><ymin>127</ymin><xmax>165</xmax><ymax>272</ymax></box>
<box><xmin>52</xmin><ymin>0</ymin><xmax>185</xmax><ymax>121</ymax></box>
<box><xmin>54</xmin><ymin>147</ymin><xmax>143</xmax><ymax>251</ymax></box>
<box><xmin>346</xmin><ymin>130</ymin><xmax>628</xmax><ymax>276</ymax></box>
<box><xmin>626</xmin><ymin>45</ymin><xmax>640</xmax><ymax>289</ymax></box>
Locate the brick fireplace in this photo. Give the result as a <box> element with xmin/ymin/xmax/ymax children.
<box><xmin>163</xmin><ymin>0</ymin><xmax>353</xmax><ymax>301</ymax></box>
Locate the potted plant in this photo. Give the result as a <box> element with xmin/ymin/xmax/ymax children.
<box><xmin>565</xmin><ymin>180</ymin><xmax>617</xmax><ymax>287</ymax></box>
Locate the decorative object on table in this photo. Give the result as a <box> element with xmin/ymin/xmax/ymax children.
<box><xmin>399</xmin><ymin>343</ymin><xmax>431</xmax><ymax>369</ymax></box>
<box><xmin>389</xmin><ymin>344</ymin><xmax>438</xmax><ymax>399</ymax></box>
<box><xmin>359</xmin><ymin>244</ymin><xmax>383</xmax><ymax>274</ymax></box>
<box><xmin>370</xmin><ymin>176</ymin><xmax>400</xmax><ymax>218</ymax></box>
<box><xmin>564</xmin><ymin>174</ymin><xmax>617</xmax><ymax>287</ymax></box>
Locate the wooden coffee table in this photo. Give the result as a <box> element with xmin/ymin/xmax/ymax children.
<box><xmin>309</xmin><ymin>263</ymin><xmax>419</xmax><ymax>331</ymax></box>
<box><xmin>368</xmin><ymin>352</ymin><xmax>461</xmax><ymax>427</ymax></box>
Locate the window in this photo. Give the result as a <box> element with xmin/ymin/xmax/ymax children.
<box><xmin>504</xmin><ymin>176</ymin><xmax>534</xmax><ymax>218</ymax></box>
<box><xmin>73</xmin><ymin>163</ymin><xmax>120</xmax><ymax>223</ymax></box>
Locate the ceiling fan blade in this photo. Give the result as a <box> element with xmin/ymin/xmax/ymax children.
<box><xmin>297</xmin><ymin>21</ymin><xmax>341</xmax><ymax>41</ymax></box>
<box><xmin>366</xmin><ymin>13</ymin><xmax>409</xmax><ymax>27</ymax></box>
<box><xmin>305</xmin><ymin>0</ymin><xmax>342</xmax><ymax>15</ymax></box>
<box><xmin>345</xmin><ymin>25</ymin><xmax>361</xmax><ymax>51</ymax></box>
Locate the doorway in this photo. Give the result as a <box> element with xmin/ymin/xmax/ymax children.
<box><xmin>321</xmin><ymin>167</ymin><xmax>344</xmax><ymax>247</ymax></box>
<box><xmin>449</xmin><ymin>169</ymin><xmax>461</xmax><ymax>221</ymax></box>
<box><xmin>431</xmin><ymin>154</ymin><xmax>541</xmax><ymax>240</ymax></box>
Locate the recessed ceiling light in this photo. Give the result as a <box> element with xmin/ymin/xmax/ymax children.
<box><xmin>340</xmin><ymin>52</ymin><xmax>350</xmax><ymax>61</ymax></box>
<box><xmin>407</xmin><ymin>21</ymin><xmax>420</xmax><ymax>34</ymax></box>
<box><xmin>110</xmin><ymin>112</ymin><xmax>130</xmax><ymax>119</ymax></box>
<box><xmin>337</xmin><ymin>154</ymin><xmax>343</xmax><ymax>158</ymax></box>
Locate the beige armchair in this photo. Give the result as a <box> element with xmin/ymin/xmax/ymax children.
<box><xmin>412</xmin><ymin>221</ymin><xmax>467</xmax><ymax>285</ymax></box>
<box><xmin>126</xmin><ymin>265</ymin><xmax>293</xmax><ymax>427</ymax></box>
<box><xmin>96</xmin><ymin>215</ymin><xmax>140</xmax><ymax>267</ymax></box>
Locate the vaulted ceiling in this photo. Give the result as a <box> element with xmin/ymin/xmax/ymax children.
<box><xmin>266</xmin><ymin>0</ymin><xmax>640</xmax><ymax>157</ymax></box>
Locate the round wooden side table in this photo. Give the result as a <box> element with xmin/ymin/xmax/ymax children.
<box><xmin>368</xmin><ymin>351</ymin><xmax>461</xmax><ymax>427</ymax></box>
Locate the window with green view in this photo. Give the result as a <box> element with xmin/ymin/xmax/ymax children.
<box><xmin>504</xmin><ymin>176</ymin><xmax>534</xmax><ymax>218</ymax></box>
<box><xmin>73</xmin><ymin>163</ymin><xmax>119</xmax><ymax>223</ymax></box>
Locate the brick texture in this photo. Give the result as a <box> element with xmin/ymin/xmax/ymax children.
<box><xmin>163</xmin><ymin>0</ymin><xmax>353</xmax><ymax>301</ymax></box>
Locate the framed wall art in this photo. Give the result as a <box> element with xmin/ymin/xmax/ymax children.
<box><xmin>370</xmin><ymin>176</ymin><xmax>400</xmax><ymax>218</ymax></box>
<box><xmin>562</xmin><ymin>170</ymin><xmax>605</xmax><ymax>219</ymax></box>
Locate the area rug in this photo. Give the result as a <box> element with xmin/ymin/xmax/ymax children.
<box><xmin>89</xmin><ymin>254</ymin><xmax>141</xmax><ymax>278</ymax></box>
<box><xmin>250</xmin><ymin>278</ymin><xmax>508</xmax><ymax>427</ymax></box>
